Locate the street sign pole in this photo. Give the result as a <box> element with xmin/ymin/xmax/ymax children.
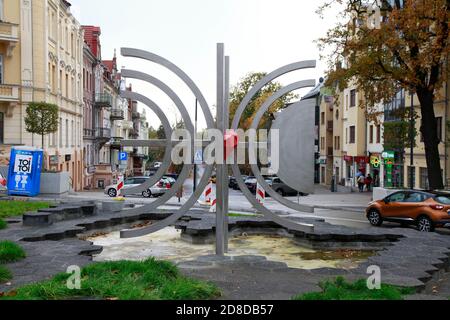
<box><xmin>215</xmin><ymin>43</ymin><xmax>226</xmax><ymax>256</ymax></box>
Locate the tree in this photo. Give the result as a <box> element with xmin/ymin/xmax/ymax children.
<box><xmin>24</xmin><ymin>102</ymin><xmax>59</xmax><ymax>149</ymax></box>
<box><xmin>229</xmin><ymin>72</ymin><xmax>298</xmax><ymax>130</ymax></box>
<box><xmin>318</xmin><ymin>0</ymin><xmax>450</xmax><ymax>189</ymax></box>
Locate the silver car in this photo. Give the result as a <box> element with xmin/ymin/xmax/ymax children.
<box><xmin>104</xmin><ymin>176</ymin><xmax>168</xmax><ymax>198</ymax></box>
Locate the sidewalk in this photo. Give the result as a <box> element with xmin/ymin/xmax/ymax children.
<box><xmin>4</xmin><ymin>184</ymin><xmax>372</xmax><ymax>215</ymax></box>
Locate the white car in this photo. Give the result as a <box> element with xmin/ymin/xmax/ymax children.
<box><xmin>104</xmin><ymin>176</ymin><xmax>170</xmax><ymax>198</ymax></box>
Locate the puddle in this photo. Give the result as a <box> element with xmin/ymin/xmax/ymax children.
<box><xmin>88</xmin><ymin>227</ymin><xmax>376</xmax><ymax>270</ymax></box>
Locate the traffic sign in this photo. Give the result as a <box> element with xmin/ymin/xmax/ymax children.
<box><xmin>119</xmin><ymin>152</ymin><xmax>128</xmax><ymax>161</ymax></box>
<box><xmin>194</xmin><ymin>149</ymin><xmax>203</xmax><ymax>165</ymax></box>
<box><xmin>382</xmin><ymin>151</ymin><xmax>395</xmax><ymax>159</ymax></box>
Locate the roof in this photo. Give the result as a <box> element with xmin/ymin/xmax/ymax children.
<box><xmin>82</xmin><ymin>26</ymin><xmax>101</xmax><ymax>58</ymax></box>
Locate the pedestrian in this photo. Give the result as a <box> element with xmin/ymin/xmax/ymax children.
<box><xmin>357</xmin><ymin>175</ymin><xmax>365</xmax><ymax>192</ymax></box>
<box><xmin>365</xmin><ymin>174</ymin><xmax>373</xmax><ymax>192</ymax></box>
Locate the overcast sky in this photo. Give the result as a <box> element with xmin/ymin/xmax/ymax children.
<box><xmin>71</xmin><ymin>0</ymin><xmax>340</xmax><ymax>128</ymax></box>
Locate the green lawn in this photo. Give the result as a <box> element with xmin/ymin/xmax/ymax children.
<box><xmin>0</xmin><ymin>241</ymin><xmax>26</xmax><ymax>264</ymax></box>
<box><xmin>0</xmin><ymin>201</ymin><xmax>53</xmax><ymax>219</ymax></box>
<box><xmin>293</xmin><ymin>277</ymin><xmax>415</xmax><ymax>300</ymax></box>
<box><xmin>227</xmin><ymin>213</ymin><xmax>260</xmax><ymax>218</ymax></box>
<box><xmin>1</xmin><ymin>258</ymin><xmax>221</xmax><ymax>300</ymax></box>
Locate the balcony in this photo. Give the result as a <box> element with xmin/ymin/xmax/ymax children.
<box><xmin>129</xmin><ymin>129</ymin><xmax>139</xmax><ymax>139</ymax></box>
<box><xmin>327</xmin><ymin>121</ymin><xmax>333</xmax><ymax>132</ymax></box>
<box><xmin>110</xmin><ymin>109</ymin><xmax>124</xmax><ymax>121</ymax></box>
<box><xmin>110</xmin><ymin>137</ymin><xmax>124</xmax><ymax>150</ymax></box>
<box><xmin>0</xmin><ymin>84</ymin><xmax>20</xmax><ymax>116</ymax></box>
<box><xmin>86</xmin><ymin>165</ymin><xmax>96</xmax><ymax>175</ymax></box>
<box><xmin>122</xmin><ymin>120</ymin><xmax>134</xmax><ymax>130</ymax></box>
<box><xmin>94</xmin><ymin>93</ymin><xmax>113</xmax><ymax>109</ymax></box>
<box><xmin>83</xmin><ymin>128</ymin><xmax>95</xmax><ymax>139</ymax></box>
<box><xmin>95</xmin><ymin>127</ymin><xmax>111</xmax><ymax>141</ymax></box>
<box><xmin>327</xmin><ymin>147</ymin><xmax>334</xmax><ymax>157</ymax></box>
<box><xmin>132</xmin><ymin>111</ymin><xmax>141</xmax><ymax>120</ymax></box>
<box><xmin>0</xmin><ymin>22</ymin><xmax>19</xmax><ymax>56</ymax></box>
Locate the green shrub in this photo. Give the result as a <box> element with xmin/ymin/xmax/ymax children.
<box><xmin>0</xmin><ymin>265</ymin><xmax>12</xmax><ymax>283</ymax></box>
<box><xmin>0</xmin><ymin>241</ymin><xmax>26</xmax><ymax>264</ymax></box>
<box><xmin>0</xmin><ymin>219</ymin><xmax>6</xmax><ymax>230</ymax></box>
<box><xmin>293</xmin><ymin>276</ymin><xmax>415</xmax><ymax>300</ymax></box>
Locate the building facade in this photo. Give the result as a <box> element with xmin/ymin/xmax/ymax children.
<box><xmin>0</xmin><ymin>0</ymin><xmax>84</xmax><ymax>191</ymax></box>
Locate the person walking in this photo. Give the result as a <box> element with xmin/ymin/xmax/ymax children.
<box><xmin>357</xmin><ymin>175</ymin><xmax>365</xmax><ymax>192</ymax></box>
<box><xmin>365</xmin><ymin>174</ymin><xmax>373</xmax><ymax>192</ymax></box>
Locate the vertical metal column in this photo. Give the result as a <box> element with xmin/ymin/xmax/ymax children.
<box><xmin>215</xmin><ymin>43</ymin><xmax>226</xmax><ymax>256</ymax></box>
<box><xmin>223</xmin><ymin>56</ymin><xmax>230</xmax><ymax>253</ymax></box>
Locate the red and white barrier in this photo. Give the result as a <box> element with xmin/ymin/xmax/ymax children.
<box><xmin>256</xmin><ymin>182</ymin><xmax>265</xmax><ymax>205</ymax></box>
<box><xmin>116</xmin><ymin>175</ymin><xmax>124</xmax><ymax>197</ymax></box>
<box><xmin>205</xmin><ymin>181</ymin><xmax>213</xmax><ymax>204</ymax></box>
<box><xmin>209</xmin><ymin>197</ymin><xmax>217</xmax><ymax>213</ymax></box>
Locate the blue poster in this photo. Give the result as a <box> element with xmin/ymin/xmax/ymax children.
<box><xmin>7</xmin><ymin>147</ymin><xmax>43</xmax><ymax>197</ymax></box>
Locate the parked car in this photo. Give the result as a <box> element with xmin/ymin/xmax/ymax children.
<box><xmin>266</xmin><ymin>177</ymin><xmax>308</xmax><ymax>197</ymax></box>
<box><xmin>244</xmin><ymin>176</ymin><xmax>257</xmax><ymax>193</ymax></box>
<box><xmin>163</xmin><ymin>176</ymin><xmax>176</xmax><ymax>187</ymax></box>
<box><xmin>366</xmin><ymin>190</ymin><xmax>450</xmax><ymax>232</ymax></box>
<box><xmin>229</xmin><ymin>176</ymin><xmax>248</xmax><ymax>190</ymax></box>
<box><xmin>104</xmin><ymin>176</ymin><xmax>169</xmax><ymax>198</ymax></box>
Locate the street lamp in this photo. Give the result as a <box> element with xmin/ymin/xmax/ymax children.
<box><xmin>409</xmin><ymin>90</ymin><xmax>414</xmax><ymax>190</ymax></box>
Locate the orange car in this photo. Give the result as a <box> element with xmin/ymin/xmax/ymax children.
<box><xmin>366</xmin><ymin>190</ymin><xmax>450</xmax><ymax>232</ymax></box>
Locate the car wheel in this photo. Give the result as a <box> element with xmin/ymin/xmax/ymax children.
<box><xmin>368</xmin><ymin>209</ymin><xmax>383</xmax><ymax>227</ymax></box>
<box><xmin>276</xmin><ymin>189</ymin><xmax>285</xmax><ymax>197</ymax></box>
<box><xmin>108</xmin><ymin>188</ymin><xmax>117</xmax><ymax>198</ymax></box>
<box><xmin>417</xmin><ymin>216</ymin><xmax>435</xmax><ymax>232</ymax></box>
<box><xmin>142</xmin><ymin>190</ymin><xmax>152</xmax><ymax>198</ymax></box>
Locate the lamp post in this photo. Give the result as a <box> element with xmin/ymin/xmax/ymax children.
<box><xmin>409</xmin><ymin>91</ymin><xmax>414</xmax><ymax>190</ymax></box>
<box><xmin>193</xmin><ymin>99</ymin><xmax>198</xmax><ymax>193</ymax></box>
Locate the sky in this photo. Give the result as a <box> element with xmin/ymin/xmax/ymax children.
<box><xmin>71</xmin><ymin>0</ymin><xmax>341</xmax><ymax>129</ymax></box>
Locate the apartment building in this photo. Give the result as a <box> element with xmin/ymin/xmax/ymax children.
<box><xmin>0</xmin><ymin>0</ymin><xmax>84</xmax><ymax>191</ymax></box>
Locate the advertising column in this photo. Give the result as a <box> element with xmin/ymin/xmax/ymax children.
<box><xmin>7</xmin><ymin>147</ymin><xmax>44</xmax><ymax>197</ymax></box>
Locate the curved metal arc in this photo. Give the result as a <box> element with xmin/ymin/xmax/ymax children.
<box><xmin>121</xmin><ymin>47</ymin><xmax>214</xmax><ymax>128</ymax></box>
<box><xmin>249</xmin><ymin>80</ymin><xmax>316</xmax><ymax>212</ymax></box>
<box><xmin>119</xmin><ymin>91</ymin><xmax>173</xmax><ymax>195</ymax></box>
<box><xmin>120</xmin><ymin>165</ymin><xmax>214</xmax><ymax>238</ymax></box>
<box><xmin>121</xmin><ymin>69</ymin><xmax>194</xmax><ymax>133</ymax></box>
<box><xmin>231</xmin><ymin>60</ymin><xmax>316</xmax><ymax>130</ymax></box>
<box><xmin>231</xmin><ymin>163</ymin><xmax>314</xmax><ymax>233</ymax></box>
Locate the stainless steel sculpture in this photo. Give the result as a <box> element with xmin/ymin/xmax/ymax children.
<box><xmin>118</xmin><ymin>44</ymin><xmax>317</xmax><ymax>256</ymax></box>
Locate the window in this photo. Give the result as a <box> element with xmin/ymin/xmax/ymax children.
<box><xmin>0</xmin><ymin>55</ymin><xmax>3</xmax><ymax>84</ymax></box>
<box><xmin>59</xmin><ymin>70</ymin><xmax>63</xmax><ymax>93</ymax></box>
<box><xmin>435</xmin><ymin>196</ymin><xmax>450</xmax><ymax>205</ymax></box>
<box><xmin>71</xmin><ymin>120</ymin><xmax>74</xmax><ymax>147</ymax></box>
<box><xmin>0</xmin><ymin>112</ymin><xmax>4</xmax><ymax>144</ymax></box>
<box><xmin>420</xmin><ymin>168</ymin><xmax>429</xmax><ymax>190</ymax></box>
<box><xmin>321</xmin><ymin>112</ymin><xmax>325</xmax><ymax>125</ymax></box>
<box><xmin>404</xmin><ymin>192</ymin><xmax>429</xmax><ymax>203</ymax></box>
<box><xmin>321</xmin><ymin>137</ymin><xmax>325</xmax><ymax>150</ymax></box>
<box><xmin>369</xmin><ymin>125</ymin><xmax>374</xmax><ymax>144</ymax></box>
<box><xmin>0</xmin><ymin>0</ymin><xmax>3</xmax><ymax>21</ymax></box>
<box><xmin>376</xmin><ymin>125</ymin><xmax>381</xmax><ymax>144</ymax></box>
<box><xmin>65</xmin><ymin>119</ymin><xmax>69</xmax><ymax>147</ymax></box>
<box><xmin>349</xmin><ymin>126</ymin><xmax>356</xmax><ymax>144</ymax></box>
<box><xmin>59</xmin><ymin>117</ymin><xmax>63</xmax><ymax>147</ymax></box>
<box><xmin>386</xmin><ymin>192</ymin><xmax>407</xmax><ymax>203</ymax></box>
<box><xmin>65</xmin><ymin>74</ymin><xmax>69</xmax><ymax>98</ymax></box>
<box><xmin>436</xmin><ymin>117</ymin><xmax>443</xmax><ymax>142</ymax></box>
<box><xmin>350</xmin><ymin>90</ymin><xmax>356</xmax><ymax>107</ymax></box>
<box><xmin>335</xmin><ymin>109</ymin><xmax>339</xmax><ymax>120</ymax></box>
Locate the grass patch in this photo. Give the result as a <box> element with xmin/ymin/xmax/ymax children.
<box><xmin>0</xmin><ymin>201</ymin><xmax>53</xmax><ymax>219</ymax></box>
<box><xmin>0</xmin><ymin>241</ymin><xmax>26</xmax><ymax>264</ymax></box>
<box><xmin>293</xmin><ymin>277</ymin><xmax>415</xmax><ymax>300</ymax></box>
<box><xmin>0</xmin><ymin>219</ymin><xmax>6</xmax><ymax>230</ymax></box>
<box><xmin>1</xmin><ymin>258</ymin><xmax>221</xmax><ymax>300</ymax></box>
<box><xmin>0</xmin><ymin>265</ymin><xmax>12</xmax><ymax>283</ymax></box>
<box><xmin>227</xmin><ymin>212</ymin><xmax>260</xmax><ymax>218</ymax></box>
